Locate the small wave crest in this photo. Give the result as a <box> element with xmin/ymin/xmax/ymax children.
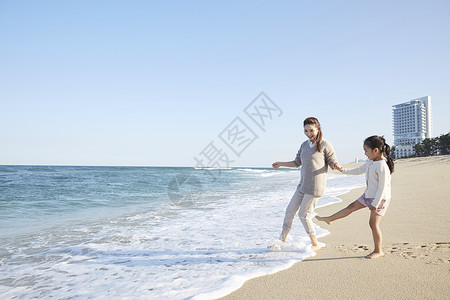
<box><xmin>194</xmin><ymin>167</ymin><xmax>233</xmax><ymax>170</ymax></box>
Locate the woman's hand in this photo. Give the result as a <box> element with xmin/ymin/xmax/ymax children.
<box><xmin>333</xmin><ymin>163</ymin><xmax>343</xmax><ymax>172</ymax></box>
<box><xmin>272</xmin><ymin>162</ymin><xmax>281</xmax><ymax>169</ymax></box>
<box><xmin>272</xmin><ymin>161</ymin><xmax>298</xmax><ymax>168</ymax></box>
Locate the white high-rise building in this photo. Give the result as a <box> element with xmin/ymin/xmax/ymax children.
<box><xmin>392</xmin><ymin>96</ymin><xmax>432</xmax><ymax>158</ymax></box>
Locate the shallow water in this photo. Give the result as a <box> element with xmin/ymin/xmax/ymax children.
<box><xmin>0</xmin><ymin>166</ymin><xmax>364</xmax><ymax>299</ymax></box>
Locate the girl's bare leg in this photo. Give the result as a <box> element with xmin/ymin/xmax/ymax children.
<box><xmin>315</xmin><ymin>200</ymin><xmax>365</xmax><ymax>224</ymax></box>
<box><xmin>366</xmin><ymin>210</ymin><xmax>384</xmax><ymax>259</ymax></box>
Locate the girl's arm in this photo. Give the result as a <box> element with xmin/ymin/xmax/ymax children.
<box><xmin>272</xmin><ymin>161</ymin><xmax>298</xmax><ymax>168</ymax></box>
<box><xmin>371</xmin><ymin>163</ymin><xmax>390</xmax><ymax>208</ymax></box>
<box><xmin>342</xmin><ymin>162</ymin><xmax>368</xmax><ymax>175</ymax></box>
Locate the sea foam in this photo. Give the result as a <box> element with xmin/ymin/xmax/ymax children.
<box><xmin>0</xmin><ymin>166</ymin><xmax>364</xmax><ymax>299</ymax></box>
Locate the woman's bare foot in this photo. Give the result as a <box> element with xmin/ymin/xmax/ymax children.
<box><xmin>267</xmin><ymin>240</ymin><xmax>283</xmax><ymax>250</ymax></box>
<box><xmin>309</xmin><ymin>234</ymin><xmax>325</xmax><ymax>252</ymax></box>
<box><xmin>365</xmin><ymin>251</ymin><xmax>385</xmax><ymax>259</ymax></box>
<box><xmin>311</xmin><ymin>244</ymin><xmax>324</xmax><ymax>252</ymax></box>
<box><xmin>315</xmin><ymin>215</ymin><xmax>332</xmax><ymax>225</ymax></box>
<box><xmin>267</xmin><ymin>244</ymin><xmax>281</xmax><ymax>250</ymax></box>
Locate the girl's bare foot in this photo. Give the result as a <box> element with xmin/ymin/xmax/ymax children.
<box><xmin>365</xmin><ymin>251</ymin><xmax>385</xmax><ymax>259</ymax></box>
<box><xmin>315</xmin><ymin>215</ymin><xmax>332</xmax><ymax>225</ymax></box>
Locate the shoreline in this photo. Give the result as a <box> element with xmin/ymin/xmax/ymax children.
<box><xmin>220</xmin><ymin>155</ymin><xmax>450</xmax><ymax>299</ymax></box>
<box><xmin>210</xmin><ymin>163</ymin><xmax>365</xmax><ymax>299</ymax></box>
<box><xmin>195</xmin><ymin>169</ymin><xmax>363</xmax><ymax>300</ymax></box>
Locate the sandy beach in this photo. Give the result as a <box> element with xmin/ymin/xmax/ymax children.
<box><xmin>221</xmin><ymin>155</ymin><xmax>450</xmax><ymax>300</ymax></box>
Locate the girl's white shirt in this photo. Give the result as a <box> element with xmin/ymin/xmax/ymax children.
<box><xmin>343</xmin><ymin>159</ymin><xmax>391</xmax><ymax>208</ymax></box>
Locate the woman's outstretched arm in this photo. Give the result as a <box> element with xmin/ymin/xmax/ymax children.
<box><xmin>272</xmin><ymin>161</ymin><xmax>298</xmax><ymax>168</ymax></box>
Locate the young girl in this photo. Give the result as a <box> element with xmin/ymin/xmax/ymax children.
<box><xmin>268</xmin><ymin>117</ymin><xmax>341</xmax><ymax>251</ymax></box>
<box><xmin>316</xmin><ymin>135</ymin><xmax>394</xmax><ymax>259</ymax></box>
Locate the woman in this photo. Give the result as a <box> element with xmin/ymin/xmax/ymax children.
<box><xmin>268</xmin><ymin>117</ymin><xmax>341</xmax><ymax>251</ymax></box>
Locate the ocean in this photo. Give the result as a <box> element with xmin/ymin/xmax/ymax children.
<box><xmin>0</xmin><ymin>165</ymin><xmax>364</xmax><ymax>299</ymax></box>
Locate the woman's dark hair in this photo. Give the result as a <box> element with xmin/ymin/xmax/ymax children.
<box><xmin>364</xmin><ymin>135</ymin><xmax>395</xmax><ymax>174</ymax></box>
<box><xmin>303</xmin><ymin>117</ymin><xmax>322</xmax><ymax>152</ymax></box>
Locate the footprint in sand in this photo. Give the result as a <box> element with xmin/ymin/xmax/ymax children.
<box><xmin>335</xmin><ymin>244</ymin><xmax>369</xmax><ymax>254</ymax></box>
<box><xmin>389</xmin><ymin>242</ymin><xmax>450</xmax><ymax>264</ymax></box>
<box><xmin>349</xmin><ymin>244</ymin><xmax>369</xmax><ymax>251</ymax></box>
<box><xmin>335</xmin><ymin>242</ymin><xmax>449</xmax><ymax>263</ymax></box>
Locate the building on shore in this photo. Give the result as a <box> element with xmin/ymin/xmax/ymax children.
<box><xmin>392</xmin><ymin>96</ymin><xmax>432</xmax><ymax>158</ymax></box>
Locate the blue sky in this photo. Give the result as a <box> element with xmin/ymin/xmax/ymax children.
<box><xmin>1</xmin><ymin>0</ymin><xmax>449</xmax><ymax>166</ymax></box>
